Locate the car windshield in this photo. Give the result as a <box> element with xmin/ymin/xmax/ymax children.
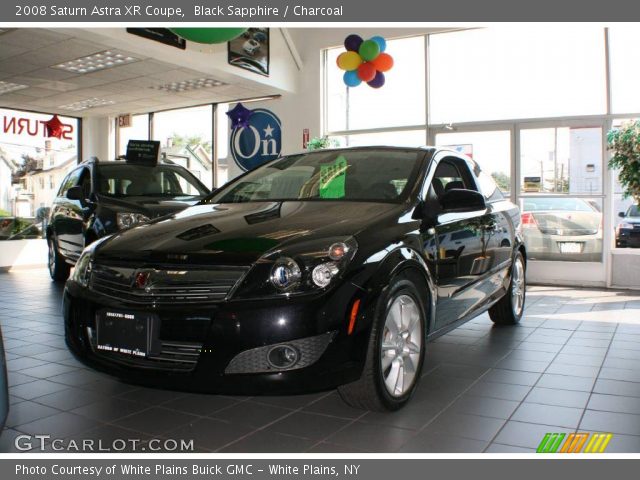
<box><xmin>522</xmin><ymin>198</ymin><xmax>594</xmax><ymax>212</ymax></box>
<box><xmin>206</xmin><ymin>149</ymin><xmax>422</xmax><ymax>204</ymax></box>
<box><xmin>96</xmin><ymin>164</ymin><xmax>209</xmax><ymax>198</ymax></box>
<box><xmin>627</xmin><ymin>205</ymin><xmax>640</xmax><ymax>217</ymax></box>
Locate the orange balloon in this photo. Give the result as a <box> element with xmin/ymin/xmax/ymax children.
<box><xmin>372</xmin><ymin>53</ymin><xmax>394</xmax><ymax>72</ymax></box>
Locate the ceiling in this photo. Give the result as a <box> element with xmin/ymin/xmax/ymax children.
<box><xmin>0</xmin><ymin>29</ymin><xmax>276</xmax><ymax>117</ymax></box>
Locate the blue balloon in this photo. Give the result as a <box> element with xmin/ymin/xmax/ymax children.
<box><xmin>343</xmin><ymin>70</ymin><xmax>362</xmax><ymax>87</ymax></box>
<box><xmin>370</xmin><ymin>36</ymin><xmax>387</xmax><ymax>52</ymax></box>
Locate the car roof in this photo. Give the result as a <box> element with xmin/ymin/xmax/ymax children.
<box><xmin>288</xmin><ymin>145</ymin><xmax>440</xmax><ymax>156</ymax></box>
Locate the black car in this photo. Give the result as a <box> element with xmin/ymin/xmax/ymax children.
<box><xmin>0</xmin><ymin>326</ymin><xmax>8</xmax><ymax>430</ymax></box>
<box><xmin>616</xmin><ymin>204</ymin><xmax>640</xmax><ymax>248</ymax></box>
<box><xmin>63</xmin><ymin>147</ymin><xmax>526</xmax><ymax>411</ymax></box>
<box><xmin>47</xmin><ymin>156</ymin><xmax>210</xmax><ymax>282</ymax></box>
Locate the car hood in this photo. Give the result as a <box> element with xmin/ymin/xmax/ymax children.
<box><xmin>97</xmin><ymin>195</ymin><xmax>202</xmax><ymax>218</ymax></box>
<box><xmin>623</xmin><ymin>216</ymin><xmax>640</xmax><ymax>225</ymax></box>
<box><xmin>94</xmin><ymin>201</ymin><xmax>400</xmax><ymax>266</ymax></box>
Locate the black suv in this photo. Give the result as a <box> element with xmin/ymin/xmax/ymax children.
<box><xmin>47</xmin><ymin>156</ymin><xmax>210</xmax><ymax>282</ymax></box>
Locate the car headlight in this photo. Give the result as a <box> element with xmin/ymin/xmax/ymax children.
<box><xmin>71</xmin><ymin>236</ymin><xmax>110</xmax><ymax>287</ymax></box>
<box><xmin>233</xmin><ymin>237</ymin><xmax>358</xmax><ymax>299</ymax></box>
<box><xmin>117</xmin><ymin>212</ymin><xmax>150</xmax><ymax>229</ymax></box>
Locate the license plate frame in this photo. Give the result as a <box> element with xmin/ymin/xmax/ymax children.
<box><xmin>96</xmin><ymin>310</ymin><xmax>158</xmax><ymax>358</ymax></box>
<box><xmin>558</xmin><ymin>242</ymin><xmax>583</xmax><ymax>254</ymax></box>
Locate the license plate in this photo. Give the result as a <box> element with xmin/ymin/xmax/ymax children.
<box><xmin>558</xmin><ymin>242</ymin><xmax>583</xmax><ymax>254</ymax></box>
<box><xmin>96</xmin><ymin>310</ymin><xmax>154</xmax><ymax>358</ymax></box>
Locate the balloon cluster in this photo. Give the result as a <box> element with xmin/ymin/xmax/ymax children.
<box><xmin>336</xmin><ymin>35</ymin><xmax>394</xmax><ymax>88</ymax></box>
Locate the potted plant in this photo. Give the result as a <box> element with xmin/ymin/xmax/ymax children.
<box><xmin>306</xmin><ymin>136</ymin><xmax>340</xmax><ymax>151</ymax></box>
<box><xmin>608</xmin><ymin>120</ymin><xmax>640</xmax><ymax>203</ymax></box>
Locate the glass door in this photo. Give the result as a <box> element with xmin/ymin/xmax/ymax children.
<box><xmin>516</xmin><ymin>121</ymin><xmax>609</xmax><ymax>286</ymax></box>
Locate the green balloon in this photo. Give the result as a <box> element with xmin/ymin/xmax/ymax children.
<box><xmin>359</xmin><ymin>40</ymin><xmax>380</xmax><ymax>62</ymax></box>
<box><xmin>170</xmin><ymin>28</ymin><xmax>248</xmax><ymax>44</ymax></box>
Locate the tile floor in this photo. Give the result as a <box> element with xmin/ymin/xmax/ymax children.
<box><xmin>1</xmin><ymin>269</ymin><xmax>640</xmax><ymax>453</ymax></box>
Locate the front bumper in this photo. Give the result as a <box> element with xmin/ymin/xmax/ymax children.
<box><xmin>616</xmin><ymin>229</ymin><xmax>640</xmax><ymax>248</ymax></box>
<box><xmin>63</xmin><ymin>279</ymin><xmax>369</xmax><ymax>395</ymax></box>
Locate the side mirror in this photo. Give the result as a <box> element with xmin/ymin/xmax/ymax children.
<box><xmin>440</xmin><ymin>188</ymin><xmax>486</xmax><ymax>213</ymax></box>
<box><xmin>66</xmin><ymin>186</ymin><xmax>84</xmax><ymax>202</ymax></box>
<box><xmin>619</xmin><ymin>211</ymin><xmax>626</xmax><ymax>218</ymax></box>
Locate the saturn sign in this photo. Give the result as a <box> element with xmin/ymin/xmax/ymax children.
<box><xmin>230</xmin><ymin>108</ymin><xmax>282</xmax><ymax>171</ymax></box>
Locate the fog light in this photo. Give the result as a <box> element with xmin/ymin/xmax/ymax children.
<box><xmin>312</xmin><ymin>262</ymin><xmax>339</xmax><ymax>288</ymax></box>
<box><xmin>267</xmin><ymin>345</ymin><xmax>299</xmax><ymax>369</ymax></box>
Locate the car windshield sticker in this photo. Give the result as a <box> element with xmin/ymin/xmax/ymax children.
<box><xmin>319</xmin><ymin>156</ymin><xmax>348</xmax><ymax>198</ymax></box>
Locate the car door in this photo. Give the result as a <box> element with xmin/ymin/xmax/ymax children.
<box><xmin>425</xmin><ymin>155</ymin><xmax>495</xmax><ymax>328</ymax></box>
<box><xmin>56</xmin><ymin>167</ymin><xmax>91</xmax><ymax>260</ymax></box>
<box><xmin>51</xmin><ymin>168</ymin><xmax>82</xmax><ymax>258</ymax></box>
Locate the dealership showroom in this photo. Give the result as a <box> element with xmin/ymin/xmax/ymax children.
<box><xmin>1</xmin><ymin>26</ymin><xmax>640</xmax><ymax>453</ymax></box>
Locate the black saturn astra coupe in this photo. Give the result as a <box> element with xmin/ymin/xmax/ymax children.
<box><xmin>64</xmin><ymin>147</ymin><xmax>526</xmax><ymax>411</ymax></box>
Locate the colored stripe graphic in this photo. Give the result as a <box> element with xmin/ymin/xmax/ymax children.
<box><xmin>537</xmin><ymin>433</ymin><xmax>565</xmax><ymax>453</ymax></box>
<box><xmin>584</xmin><ymin>433</ymin><xmax>613</xmax><ymax>453</ymax></box>
<box><xmin>538</xmin><ymin>433</ymin><xmax>613</xmax><ymax>453</ymax></box>
<box><xmin>560</xmin><ymin>433</ymin><xmax>589</xmax><ymax>453</ymax></box>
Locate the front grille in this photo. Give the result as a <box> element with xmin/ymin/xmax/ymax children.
<box><xmin>87</xmin><ymin>327</ymin><xmax>201</xmax><ymax>372</ymax></box>
<box><xmin>89</xmin><ymin>264</ymin><xmax>248</xmax><ymax>304</ymax></box>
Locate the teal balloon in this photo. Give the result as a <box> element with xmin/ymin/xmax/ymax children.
<box><xmin>358</xmin><ymin>39</ymin><xmax>380</xmax><ymax>62</ymax></box>
<box><xmin>370</xmin><ymin>36</ymin><xmax>387</xmax><ymax>52</ymax></box>
<box><xmin>170</xmin><ymin>28</ymin><xmax>247</xmax><ymax>44</ymax></box>
<box><xmin>343</xmin><ymin>70</ymin><xmax>362</xmax><ymax>87</ymax></box>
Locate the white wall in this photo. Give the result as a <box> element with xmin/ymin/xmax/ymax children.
<box><xmin>82</xmin><ymin>116</ymin><xmax>112</xmax><ymax>161</ymax></box>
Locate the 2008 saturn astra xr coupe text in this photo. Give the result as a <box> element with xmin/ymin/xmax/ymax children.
<box><xmin>64</xmin><ymin>147</ymin><xmax>527</xmax><ymax>411</ymax></box>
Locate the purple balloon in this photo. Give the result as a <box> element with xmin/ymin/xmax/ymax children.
<box><xmin>344</xmin><ymin>34</ymin><xmax>363</xmax><ymax>52</ymax></box>
<box><xmin>367</xmin><ymin>71</ymin><xmax>386</xmax><ymax>88</ymax></box>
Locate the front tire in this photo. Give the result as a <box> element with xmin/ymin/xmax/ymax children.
<box><xmin>338</xmin><ymin>273</ymin><xmax>427</xmax><ymax>411</ymax></box>
<box><xmin>48</xmin><ymin>237</ymin><xmax>70</xmax><ymax>282</ymax></box>
<box><xmin>489</xmin><ymin>251</ymin><xmax>526</xmax><ymax>325</ymax></box>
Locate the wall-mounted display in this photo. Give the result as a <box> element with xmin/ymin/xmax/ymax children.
<box><xmin>228</xmin><ymin>28</ymin><xmax>270</xmax><ymax>76</ymax></box>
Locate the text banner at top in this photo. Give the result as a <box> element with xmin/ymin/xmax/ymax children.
<box><xmin>3</xmin><ymin>0</ymin><xmax>640</xmax><ymax>22</ymax></box>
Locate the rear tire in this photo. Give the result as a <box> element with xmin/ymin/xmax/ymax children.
<box><xmin>48</xmin><ymin>237</ymin><xmax>70</xmax><ymax>282</ymax></box>
<box><xmin>489</xmin><ymin>251</ymin><xmax>526</xmax><ymax>325</ymax></box>
<box><xmin>338</xmin><ymin>272</ymin><xmax>427</xmax><ymax>411</ymax></box>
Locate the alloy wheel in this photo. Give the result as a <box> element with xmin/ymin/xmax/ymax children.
<box><xmin>511</xmin><ymin>257</ymin><xmax>525</xmax><ymax>316</ymax></box>
<box><xmin>380</xmin><ymin>294</ymin><xmax>422</xmax><ymax>397</ymax></box>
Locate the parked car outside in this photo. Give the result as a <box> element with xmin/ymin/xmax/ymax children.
<box><xmin>521</xmin><ymin>197</ymin><xmax>602</xmax><ymax>262</ymax></box>
<box><xmin>64</xmin><ymin>147</ymin><xmax>526</xmax><ymax>411</ymax></box>
<box><xmin>616</xmin><ymin>204</ymin><xmax>640</xmax><ymax>248</ymax></box>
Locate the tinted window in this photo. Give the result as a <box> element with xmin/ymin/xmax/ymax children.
<box><xmin>207</xmin><ymin>149</ymin><xmax>422</xmax><ymax>204</ymax></box>
<box><xmin>476</xmin><ymin>169</ymin><xmax>504</xmax><ymax>202</ymax></box>
<box><xmin>96</xmin><ymin>164</ymin><xmax>208</xmax><ymax>198</ymax></box>
<box><xmin>627</xmin><ymin>205</ymin><xmax>640</xmax><ymax>217</ymax></box>
<box><xmin>431</xmin><ymin>158</ymin><xmax>475</xmax><ymax>199</ymax></box>
<box><xmin>57</xmin><ymin>169</ymin><xmax>82</xmax><ymax>197</ymax></box>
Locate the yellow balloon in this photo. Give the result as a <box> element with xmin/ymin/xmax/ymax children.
<box><xmin>337</xmin><ymin>51</ymin><xmax>363</xmax><ymax>71</ymax></box>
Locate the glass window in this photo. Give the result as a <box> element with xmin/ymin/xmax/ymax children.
<box><xmin>153</xmin><ymin>105</ymin><xmax>214</xmax><ymax>190</ymax></box>
<box><xmin>117</xmin><ymin>114</ymin><xmax>149</xmax><ymax>157</ymax></box>
<box><xmin>208</xmin><ymin>149</ymin><xmax>422</xmax><ymax>204</ymax></box>
<box><xmin>58</xmin><ymin>168</ymin><xmax>82</xmax><ymax>197</ymax></box>
<box><xmin>429</xmin><ymin>28</ymin><xmax>607</xmax><ymax>123</ymax></box>
<box><xmin>330</xmin><ymin>129</ymin><xmax>425</xmax><ymax>148</ymax></box>
<box><xmin>519</xmin><ymin>127</ymin><xmax>603</xmax><ymax>195</ymax></box>
<box><xmin>96</xmin><ymin>164</ymin><xmax>208</xmax><ymax>199</ymax></box>
<box><xmin>435</xmin><ymin>130</ymin><xmax>511</xmax><ymax>196</ymax></box>
<box><xmin>326</xmin><ymin>36</ymin><xmax>426</xmax><ymax>132</ymax></box>
<box><xmin>520</xmin><ymin>197</ymin><xmax>603</xmax><ymax>262</ymax></box>
<box><xmin>609</xmin><ymin>27</ymin><xmax>640</xmax><ymax>114</ymax></box>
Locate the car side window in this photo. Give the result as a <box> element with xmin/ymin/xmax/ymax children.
<box><xmin>430</xmin><ymin>158</ymin><xmax>475</xmax><ymax>201</ymax></box>
<box><xmin>57</xmin><ymin>169</ymin><xmax>82</xmax><ymax>198</ymax></box>
<box><xmin>78</xmin><ymin>168</ymin><xmax>91</xmax><ymax>199</ymax></box>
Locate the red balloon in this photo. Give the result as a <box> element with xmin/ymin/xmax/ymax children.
<box><xmin>357</xmin><ymin>63</ymin><xmax>377</xmax><ymax>82</ymax></box>
<box><xmin>372</xmin><ymin>53</ymin><xmax>394</xmax><ymax>72</ymax></box>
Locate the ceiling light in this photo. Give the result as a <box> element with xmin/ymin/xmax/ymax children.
<box><xmin>151</xmin><ymin>77</ymin><xmax>227</xmax><ymax>93</ymax></box>
<box><xmin>53</xmin><ymin>50</ymin><xmax>140</xmax><ymax>74</ymax></box>
<box><xmin>58</xmin><ymin>98</ymin><xmax>115</xmax><ymax>111</ymax></box>
<box><xmin>0</xmin><ymin>81</ymin><xmax>28</xmax><ymax>95</ymax></box>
